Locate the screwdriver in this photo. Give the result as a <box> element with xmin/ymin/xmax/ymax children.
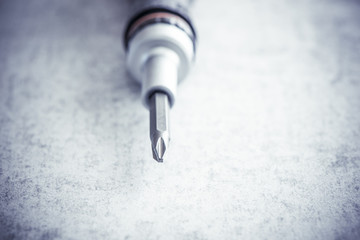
<box><xmin>124</xmin><ymin>0</ymin><xmax>197</xmax><ymax>162</ymax></box>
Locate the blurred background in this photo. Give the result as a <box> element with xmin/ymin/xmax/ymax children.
<box><xmin>1</xmin><ymin>0</ymin><xmax>360</xmax><ymax>239</ymax></box>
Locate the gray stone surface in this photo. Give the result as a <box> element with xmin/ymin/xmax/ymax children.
<box><xmin>1</xmin><ymin>0</ymin><xmax>360</xmax><ymax>239</ymax></box>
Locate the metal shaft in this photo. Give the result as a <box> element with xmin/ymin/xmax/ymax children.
<box><xmin>149</xmin><ymin>92</ymin><xmax>170</xmax><ymax>162</ymax></box>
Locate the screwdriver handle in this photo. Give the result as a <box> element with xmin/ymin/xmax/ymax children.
<box><xmin>124</xmin><ymin>0</ymin><xmax>197</xmax><ymax>108</ymax></box>
<box><xmin>124</xmin><ymin>0</ymin><xmax>196</xmax><ymax>50</ymax></box>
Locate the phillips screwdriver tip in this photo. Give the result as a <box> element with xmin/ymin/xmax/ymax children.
<box><xmin>152</xmin><ymin>136</ymin><xmax>168</xmax><ymax>162</ymax></box>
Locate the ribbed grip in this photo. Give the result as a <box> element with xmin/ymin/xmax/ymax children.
<box><xmin>124</xmin><ymin>0</ymin><xmax>196</xmax><ymax>49</ymax></box>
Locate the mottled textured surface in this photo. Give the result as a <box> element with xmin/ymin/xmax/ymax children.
<box><xmin>1</xmin><ymin>0</ymin><xmax>360</xmax><ymax>239</ymax></box>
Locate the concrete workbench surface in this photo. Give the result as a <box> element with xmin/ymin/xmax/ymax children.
<box><xmin>1</xmin><ymin>0</ymin><xmax>360</xmax><ymax>239</ymax></box>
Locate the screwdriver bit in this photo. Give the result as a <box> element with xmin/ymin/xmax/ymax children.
<box><xmin>149</xmin><ymin>92</ymin><xmax>170</xmax><ymax>162</ymax></box>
